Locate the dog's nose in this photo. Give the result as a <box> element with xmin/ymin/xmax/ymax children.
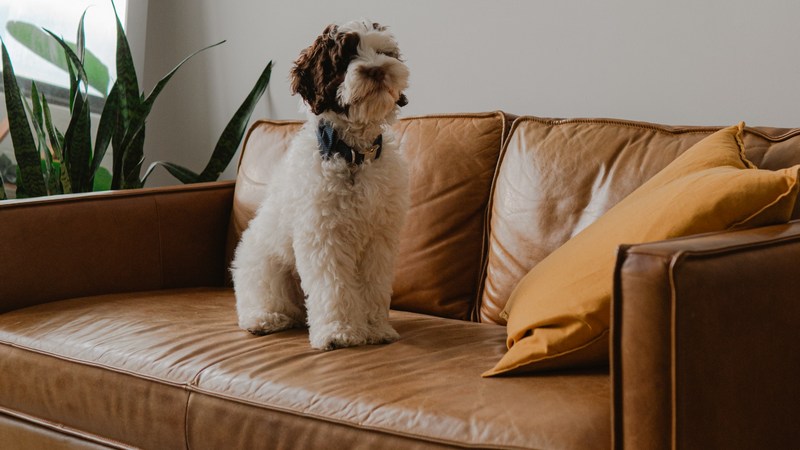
<box><xmin>359</xmin><ymin>65</ymin><xmax>386</xmax><ymax>83</ymax></box>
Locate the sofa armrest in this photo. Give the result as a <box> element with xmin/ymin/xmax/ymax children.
<box><xmin>611</xmin><ymin>221</ymin><xmax>800</xmax><ymax>449</ymax></box>
<box><xmin>0</xmin><ymin>181</ymin><xmax>235</xmax><ymax>313</ymax></box>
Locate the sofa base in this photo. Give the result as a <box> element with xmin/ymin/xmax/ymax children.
<box><xmin>0</xmin><ymin>410</ymin><xmax>126</xmax><ymax>450</ymax></box>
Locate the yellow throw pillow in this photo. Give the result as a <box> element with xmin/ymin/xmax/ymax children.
<box><xmin>484</xmin><ymin>123</ymin><xmax>800</xmax><ymax>377</ymax></box>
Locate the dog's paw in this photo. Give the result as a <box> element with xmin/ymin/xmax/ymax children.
<box><xmin>310</xmin><ymin>323</ymin><xmax>399</xmax><ymax>350</ymax></box>
<box><xmin>365</xmin><ymin>322</ymin><xmax>400</xmax><ymax>345</ymax></box>
<box><xmin>312</xmin><ymin>331</ymin><xmax>367</xmax><ymax>351</ymax></box>
<box><xmin>309</xmin><ymin>325</ymin><xmax>370</xmax><ymax>351</ymax></box>
<box><xmin>239</xmin><ymin>312</ymin><xmax>302</xmax><ymax>336</ymax></box>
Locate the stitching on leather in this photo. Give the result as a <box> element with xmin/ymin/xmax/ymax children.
<box><xmin>184</xmin><ymin>393</ymin><xmax>192</xmax><ymax>450</ymax></box>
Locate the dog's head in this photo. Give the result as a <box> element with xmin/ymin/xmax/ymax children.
<box><xmin>290</xmin><ymin>20</ymin><xmax>409</xmax><ymax>124</ymax></box>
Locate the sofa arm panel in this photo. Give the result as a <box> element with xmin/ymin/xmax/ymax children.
<box><xmin>612</xmin><ymin>221</ymin><xmax>800</xmax><ymax>450</ymax></box>
<box><xmin>0</xmin><ymin>182</ymin><xmax>234</xmax><ymax>313</ymax></box>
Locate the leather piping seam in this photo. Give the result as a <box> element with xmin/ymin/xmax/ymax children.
<box><xmin>609</xmin><ymin>244</ymin><xmax>632</xmax><ymax>450</ymax></box>
<box><xmin>473</xmin><ymin>113</ymin><xmax>517</xmax><ymax>323</ymax></box>
<box><xmin>186</xmin><ymin>386</ymin><xmax>534</xmax><ymax>450</ymax></box>
<box><xmin>0</xmin><ymin>181</ymin><xmax>235</xmax><ymax>210</ymax></box>
<box><xmin>184</xmin><ymin>393</ymin><xmax>192</xmax><ymax>450</ymax></box>
<box><xmin>0</xmin><ymin>406</ymin><xmax>135</xmax><ymax>449</ymax></box>
<box><xmin>667</xmin><ymin>252</ymin><xmax>686</xmax><ymax>450</ymax></box>
<box><xmin>511</xmin><ymin>116</ymin><xmax>800</xmax><ymax>142</ymax></box>
<box><xmin>472</xmin><ymin>111</ymin><xmax>508</xmax><ymax>322</ymax></box>
<box><xmin>624</xmin><ymin>227</ymin><xmax>800</xmax><ymax>259</ymax></box>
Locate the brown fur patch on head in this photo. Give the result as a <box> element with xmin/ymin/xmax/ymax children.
<box><xmin>290</xmin><ymin>25</ymin><xmax>360</xmax><ymax>115</ymax></box>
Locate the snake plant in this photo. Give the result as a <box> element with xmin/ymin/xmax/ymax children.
<box><xmin>1</xmin><ymin>0</ymin><xmax>272</xmax><ymax>198</ymax></box>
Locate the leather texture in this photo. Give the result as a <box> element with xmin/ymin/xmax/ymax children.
<box><xmin>230</xmin><ymin>113</ymin><xmax>508</xmax><ymax>320</ymax></box>
<box><xmin>0</xmin><ymin>182</ymin><xmax>234</xmax><ymax>313</ymax></box>
<box><xmin>612</xmin><ymin>220</ymin><xmax>800</xmax><ymax>450</ymax></box>
<box><xmin>481</xmin><ymin>117</ymin><xmax>800</xmax><ymax>324</ymax></box>
<box><xmin>0</xmin><ymin>411</ymin><xmax>123</xmax><ymax>449</ymax></box>
<box><xmin>0</xmin><ymin>289</ymin><xmax>609</xmax><ymax>449</ymax></box>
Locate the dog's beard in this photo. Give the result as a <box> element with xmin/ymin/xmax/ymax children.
<box><xmin>338</xmin><ymin>56</ymin><xmax>409</xmax><ymax>125</ymax></box>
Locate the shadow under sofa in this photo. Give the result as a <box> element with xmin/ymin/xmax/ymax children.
<box><xmin>1</xmin><ymin>112</ymin><xmax>799</xmax><ymax>449</ymax></box>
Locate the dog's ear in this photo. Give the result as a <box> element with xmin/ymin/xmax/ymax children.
<box><xmin>291</xmin><ymin>25</ymin><xmax>360</xmax><ymax>115</ymax></box>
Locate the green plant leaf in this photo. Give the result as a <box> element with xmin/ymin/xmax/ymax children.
<box><xmin>0</xmin><ymin>158</ymin><xmax>6</xmax><ymax>199</ymax></box>
<box><xmin>79</xmin><ymin>43</ymin><xmax>110</xmax><ymax>96</ymax></box>
<box><xmin>110</xmin><ymin>0</ymin><xmax>145</xmax><ymax>184</ymax></box>
<box><xmin>42</xmin><ymin>28</ymin><xmax>89</xmax><ymax>95</ymax></box>
<box><xmin>7</xmin><ymin>21</ymin><xmax>111</xmax><ymax>96</ymax></box>
<box><xmin>111</xmin><ymin>0</ymin><xmax>140</xmax><ymax>130</ymax></box>
<box><xmin>197</xmin><ymin>60</ymin><xmax>272</xmax><ymax>183</ymax></box>
<box><xmin>2</xmin><ymin>39</ymin><xmax>47</xmax><ymax>197</ymax></box>
<box><xmin>92</xmin><ymin>166</ymin><xmax>112</xmax><ymax>191</ymax></box>
<box><xmin>41</xmin><ymin>93</ymin><xmax>71</xmax><ymax>194</ymax></box>
<box><xmin>62</xmin><ymin>91</ymin><xmax>93</xmax><ymax>192</ymax></box>
<box><xmin>28</xmin><ymin>83</ymin><xmax>49</xmax><ymax>167</ymax></box>
<box><xmin>25</xmin><ymin>82</ymin><xmax>57</xmax><ymax>194</ymax></box>
<box><xmin>120</xmin><ymin>126</ymin><xmax>145</xmax><ymax>189</ymax></box>
<box><xmin>111</xmin><ymin>115</ymin><xmax>124</xmax><ymax>189</ymax></box>
<box><xmin>76</xmin><ymin>10</ymin><xmax>87</xmax><ymax>63</ymax></box>
<box><xmin>143</xmin><ymin>161</ymin><xmax>200</xmax><ymax>185</ymax></box>
<box><xmin>42</xmin><ymin>28</ymin><xmax>94</xmax><ymax>192</ymax></box>
<box><xmin>27</xmin><ymin>83</ymin><xmax>46</xmax><ymax>152</ymax></box>
<box><xmin>92</xmin><ymin>81</ymin><xmax>119</xmax><ymax>181</ymax></box>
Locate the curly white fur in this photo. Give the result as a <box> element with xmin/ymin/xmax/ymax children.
<box><xmin>231</xmin><ymin>20</ymin><xmax>409</xmax><ymax>350</ymax></box>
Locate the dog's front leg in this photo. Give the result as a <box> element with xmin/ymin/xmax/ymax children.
<box><xmin>293</xmin><ymin>223</ymin><xmax>375</xmax><ymax>351</ymax></box>
<box><xmin>358</xmin><ymin>227</ymin><xmax>401</xmax><ymax>345</ymax></box>
<box><xmin>232</xmin><ymin>214</ymin><xmax>306</xmax><ymax>335</ymax></box>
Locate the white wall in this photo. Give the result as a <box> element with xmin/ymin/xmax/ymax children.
<box><xmin>141</xmin><ymin>0</ymin><xmax>800</xmax><ymax>185</ymax></box>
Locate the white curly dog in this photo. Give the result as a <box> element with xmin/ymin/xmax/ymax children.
<box><xmin>232</xmin><ymin>20</ymin><xmax>410</xmax><ymax>350</ymax></box>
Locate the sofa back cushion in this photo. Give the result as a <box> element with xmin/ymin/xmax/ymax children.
<box><xmin>229</xmin><ymin>113</ymin><xmax>508</xmax><ymax>320</ymax></box>
<box><xmin>480</xmin><ymin>117</ymin><xmax>800</xmax><ymax>324</ymax></box>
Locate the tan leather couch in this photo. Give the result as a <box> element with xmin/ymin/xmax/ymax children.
<box><xmin>2</xmin><ymin>112</ymin><xmax>799</xmax><ymax>449</ymax></box>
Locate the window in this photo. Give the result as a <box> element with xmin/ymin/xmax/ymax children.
<box><xmin>0</xmin><ymin>0</ymin><xmax>127</xmax><ymax>103</ymax></box>
<box><xmin>0</xmin><ymin>0</ymin><xmax>140</xmax><ymax>198</ymax></box>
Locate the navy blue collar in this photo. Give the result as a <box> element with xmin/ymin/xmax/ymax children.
<box><xmin>316</xmin><ymin>121</ymin><xmax>382</xmax><ymax>165</ymax></box>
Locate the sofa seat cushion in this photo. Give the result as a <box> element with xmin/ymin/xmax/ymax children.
<box><xmin>0</xmin><ymin>288</ymin><xmax>610</xmax><ymax>449</ymax></box>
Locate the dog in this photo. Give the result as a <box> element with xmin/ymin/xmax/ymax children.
<box><xmin>231</xmin><ymin>20</ymin><xmax>410</xmax><ymax>351</ymax></box>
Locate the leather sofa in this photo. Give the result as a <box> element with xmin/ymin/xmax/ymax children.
<box><xmin>2</xmin><ymin>112</ymin><xmax>799</xmax><ymax>449</ymax></box>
